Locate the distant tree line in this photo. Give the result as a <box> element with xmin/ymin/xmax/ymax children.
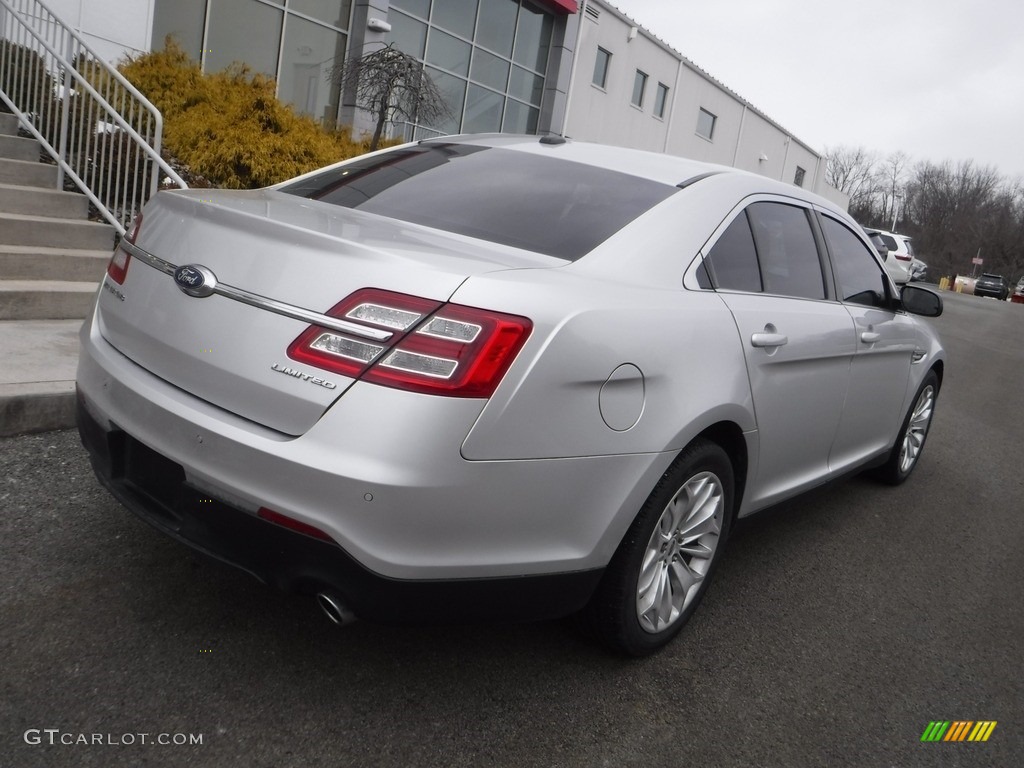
<box><xmin>825</xmin><ymin>146</ymin><xmax>1024</xmax><ymax>281</ymax></box>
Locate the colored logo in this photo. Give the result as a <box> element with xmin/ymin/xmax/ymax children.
<box><xmin>921</xmin><ymin>721</ymin><xmax>997</xmax><ymax>742</ymax></box>
<box><xmin>174</xmin><ymin>264</ymin><xmax>217</xmax><ymax>298</ymax></box>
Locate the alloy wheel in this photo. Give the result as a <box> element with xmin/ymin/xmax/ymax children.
<box><xmin>636</xmin><ymin>471</ymin><xmax>724</xmax><ymax>634</ymax></box>
<box><xmin>899</xmin><ymin>384</ymin><xmax>935</xmax><ymax>474</ymax></box>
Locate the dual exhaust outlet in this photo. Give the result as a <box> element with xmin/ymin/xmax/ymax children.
<box><xmin>316</xmin><ymin>591</ymin><xmax>357</xmax><ymax>626</ymax></box>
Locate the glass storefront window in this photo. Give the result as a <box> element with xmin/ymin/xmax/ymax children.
<box><xmin>470</xmin><ymin>48</ymin><xmax>509</xmax><ymax>92</ymax></box>
<box><xmin>508</xmin><ymin>65</ymin><xmax>543</xmax><ymax>106</ymax></box>
<box><xmin>388</xmin><ymin>0</ymin><xmax>551</xmax><ymax>137</ymax></box>
<box><xmin>390</xmin><ymin>11</ymin><xmax>427</xmax><ymax>58</ymax></box>
<box><xmin>205</xmin><ymin>0</ymin><xmax>283</xmax><ymax>76</ymax></box>
<box><xmin>464</xmin><ymin>84</ymin><xmax>503</xmax><ymax>133</ymax></box>
<box><xmin>391</xmin><ymin>0</ymin><xmax>430</xmax><ymax>20</ymax></box>
<box><xmin>432</xmin><ymin>0</ymin><xmax>479</xmax><ymax>40</ymax></box>
<box><xmin>476</xmin><ymin>0</ymin><xmax>517</xmax><ymax>57</ymax></box>
<box><xmin>290</xmin><ymin>0</ymin><xmax>352</xmax><ymax>30</ymax></box>
<box><xmin>513</xmin><ymin>1</ymin><xmax>551</xmax><ymax>72</ymax></box>
<box><xmin>279</xmin><ymin>14</ymin><xmax>346</xmax><ymax>122</ymax></box>
<box><xmin>425</xmin><ymin>67</ymin><xmax>467</xmax><ymax>135</ymax></box>
<box><xmin>502</xmin><ymin>99</ymin><xmax>537</xmax><ymax>133</ymax></box>
<box><xmin>426</xmin><ymin>29</ymin><xmax>471</xmax><ymax>77</ymax></box>
<box><xmin>152</xmin><ymin>0</ymin><xmax>207</xmax><ymax>60</ymax></box>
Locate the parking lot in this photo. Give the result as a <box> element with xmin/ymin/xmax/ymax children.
<box><xmin>1</xmin><ymin>290</ymin><xmax>1021</xmax><ymax>767</ymax></box>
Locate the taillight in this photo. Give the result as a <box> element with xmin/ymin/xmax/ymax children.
<box><xmin>106</xmin><ymin>213</ymin><xmax>142</xmax><ymax>285</ymax></box>
<box><xmin>287</xmin><ymin>288</ymin><xmax>532</xmax><ymax>398</ymax></box>
<box><xmin>895</xmin><ymin>253</ymin><xmax>912</xmax><ymax>262</ymax></box>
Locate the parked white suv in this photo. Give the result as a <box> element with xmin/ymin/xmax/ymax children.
<box><xmin>865</xmin><ymin>228</ymin><xmax>915</xmax><ymax>284</ymax></box>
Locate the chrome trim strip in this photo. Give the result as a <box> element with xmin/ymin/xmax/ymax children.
<box><xmin>120</xmin><ymin>240</ymin><xmax>394</xmax><ymax>342</ymax></box>
<box><xmin>121</xmin><ymin>239</ymin><xmax>176</xmax><ymax>275</ymax></box>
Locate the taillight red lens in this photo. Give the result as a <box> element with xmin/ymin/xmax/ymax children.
<box><xmin>287</xmin><ymin>289</ymin><xmax>532</xmax><ymax>398</ymax></box>
<box><xmin>107</xmin><ymin>213</ymin><xmax>142</xmax><ymax>285</ymax></box>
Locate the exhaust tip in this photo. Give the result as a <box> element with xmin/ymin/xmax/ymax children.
<box><xmin>316</xmin><ymin>592</ymin><xmax>357</xmax><ymax>626</ymax></box>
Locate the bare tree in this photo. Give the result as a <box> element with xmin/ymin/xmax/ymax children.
<box><xmin>824</xmin><ymin>145</ymin><xmax>878</xmax><ymax>220</ymax></box>
<box><xmin>875</xmin><ymin>151</ymin><xmax>909</xmax><ymax>229</ymax></box>
<box><xmin>332</xmin><ymin>44</ymin><xmax>450</xmax><ymax>151</ymax></box>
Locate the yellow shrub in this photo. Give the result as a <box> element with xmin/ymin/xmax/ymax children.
<box><xmin>119</xmin><ymin>40</ymin><xmax>380</xmax><ymax>189</ymax></box>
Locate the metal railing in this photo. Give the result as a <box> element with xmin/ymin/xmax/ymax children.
<box><xmin>0</xmin><ymin>0</ymin><xmax>185</xmax><ymax>235</ymax></box>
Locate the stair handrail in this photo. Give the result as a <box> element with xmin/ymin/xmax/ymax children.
<box><xmin>0</xmin><ymin>0</ymin><xmax>186</xmax><ymax>235</ymax></box>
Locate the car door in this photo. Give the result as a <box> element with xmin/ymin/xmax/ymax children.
<box><xmin>817</xmin><ymin>212</ymin><xmax>918</xmax><ymax>471</ymax></box>
<box><xmin>700</xmin><ymin>200</ymin><xmax>857</xmax><ymax>510</ymax></box>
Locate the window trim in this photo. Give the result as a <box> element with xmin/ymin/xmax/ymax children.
<box><xmin>631</xmin><ymin>69</ymin><xmax>648</xmax><ymax>108</ymax></box>
<box><xmin>696</xmin><ymin>107</ymin><xmax>716</xmax><ymax>141</ymax></box>
<box><xmin>654</xmin><ymin>82</ymin><xmax>669</xmax><ymax>119</ymax></box>
<box><xmin>685</xmin><ymin>194</ymin><xmax>838</xmax><ymax>302</ymax></box>
<box><xmin>592</xmin><ymin>46</ymin><xmax>611</xmax><ymax>89</ymax></box>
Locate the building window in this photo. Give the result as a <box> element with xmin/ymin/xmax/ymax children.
<box><xmin>654</xmin><ymin>82</ymin><xmax>669</xmax><ymax>118</ymax></box>
<box><xmin>592</xmin><ymin>47</ymin><xmax>611</xmax><ymax>88</ymax></box>
<box><xmin>388</xmin><ymin>0</ymin><xmax>554</xmax><ymax>139</ymax></box>
<box><xmin>631</xmin><ymin>69</ymin><xmax>647</xmax><ymax>108</ymax></box>
<box><xmin>794</xmin><ymin>166</ymin><xmax>807</xmax><ymax>187</ymax></box>
<box><xmin>696</xmin><ymin>107</ymin><xmax>716</xmax><ymax>140</ymax></box>
<box><xmin>153</xmin><ymin>0</ymin><xmax>352</xmax><ymax>124</ymax></box>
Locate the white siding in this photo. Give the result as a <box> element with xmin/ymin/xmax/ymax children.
<box><xmin>44</xmin><ymin>0</ymin><xmax>154</xmax><ymax>63</ymax></box>
<box><xmin>563</xmin><ymin>0</ymin><xmax>846</xmax><ymax>205</ymax></box>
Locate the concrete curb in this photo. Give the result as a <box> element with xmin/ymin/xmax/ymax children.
<box><xmin>0</xmin><ymin>381</ymin><xmax>76</xmax><ymax>436</ymax></box>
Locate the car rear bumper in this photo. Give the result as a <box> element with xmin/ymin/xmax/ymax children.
<box><xmin>76</xmin><ymin>310</ymin><xmax>675</xmax><ymax>617</ymax></box>
<box><xmin>974</xmin><ymin>290</ymin><xmax>1005</xmax><ymax>299</ymax></box>
<box><xmin>77</xmin><ymin>399</ymin><xmax>603</xmax><ymax>622</ymax></box>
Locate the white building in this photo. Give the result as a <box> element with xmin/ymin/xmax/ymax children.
<box><xmin>29</xmin><ymin>0</ymin><xmax>847</xmax><ymax>205</ymax></box>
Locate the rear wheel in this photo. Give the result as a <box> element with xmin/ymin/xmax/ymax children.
<box><xmin>874</xmin><ymin>370</ymin><xmax>938</xmax><ymax>485</ymax></box>
<box><xmin>585</xmin><ymin>439</ymin><xmax>733</xmax><ymax>656</ymax></box>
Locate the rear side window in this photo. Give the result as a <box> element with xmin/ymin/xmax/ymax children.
<box><xmin>746</xmin><ymin>202</ymin><xmax>825</xmax><ymax>300</ymax></box>
<box><xmin>700</xmin><ymin>202</ymin><xmax>825</xmax><ymax>300</ymax></box>
<box><xmin>702</xmin><ymin>212</ymin><xmax>762</xmax><ymax>292</ymax></box>
<box><xmin>280</xmin><ymin>143</ymin><xmax>678</xmax><ymax>261</ymax></box>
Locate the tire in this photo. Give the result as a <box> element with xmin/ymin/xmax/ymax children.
<box><xmin>873</xmin><ymin>370</ymin><xmax>939</xmax><ymax>486</ymax></box>
<box><xmin>584</xmin><ymin>439</ymin><xmax>734</xmax><ymax>656</ymax></box>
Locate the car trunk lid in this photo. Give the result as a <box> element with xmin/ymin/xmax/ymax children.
<box><xmin>95</xmin><ymin>189</ymin><xmax>559</xmax><ymax>435</ymax></box>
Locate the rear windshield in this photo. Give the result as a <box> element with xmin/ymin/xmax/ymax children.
<box><xmin>279</xmin><ymin>143</ymin><xmax>678</xmax><ymax>261</ymax></box>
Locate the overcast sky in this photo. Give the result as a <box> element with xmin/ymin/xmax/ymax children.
<box><xmin>607</xmin><ymin>0</ymin><xmax>1024</xmax><ymax>180</ymax></box>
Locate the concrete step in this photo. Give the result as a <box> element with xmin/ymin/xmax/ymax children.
<box><xmin>0</xmin><ymin>245</ymin><xmax>110</xmax><ymax>281</ymax></box>
<box><xmin>0</xmin><ymin>182</ymin><xmax>90</xmax><ymax>218</ymax></box>
<box><xmin>0</xmin><ymin>211</ymin><xmax>115</xmax><ymax>251</ymax></box>
<box><xmin>0</xmin><ymin>280</ymin><xmax>98</xmax><ymax>320</ymax></box>
<box><xmin>0</xmin><ymin>133</ymin><xmax>40</xmax><ymax>163</ymax></box>
<box><xmin>0</xmin><ymin>112</ymin><xmax>19</xmax><ymax>136</ymax></box>
<box><xmin>0</xmin><ymin>157</ymin><xmax>59</xmax><ymax>188</ymax></box>
<box><xmin>0</xmin><ymin>319</ymin><xmax>81</xmax><ymax>436</ymax></box>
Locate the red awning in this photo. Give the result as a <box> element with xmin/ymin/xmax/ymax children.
<box><xmin>539</xmin><ymin>0</ymin><xmax>579</xmax><ymax>13</ymax></box>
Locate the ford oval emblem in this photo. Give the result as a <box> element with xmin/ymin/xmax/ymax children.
<box><xmin>174</xmin><ymin>264</ymin><xmax>217</xmax><ymax>298</ymax></box>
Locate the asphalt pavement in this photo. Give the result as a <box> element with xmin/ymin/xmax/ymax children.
<box><xmin>1</xmin><ymin>290</ymin><xmax>1021</xmax><ymax>767</ymax></box>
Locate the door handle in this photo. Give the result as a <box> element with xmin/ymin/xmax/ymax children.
<box><xmin>860</xmin><ymin>331</ymin><xmax>881</xmax><ymax>344</ymax></box>
<box><xmin>750</xmin><ymin>332</ymin><xmax>789</xmax><ymax>348</ymax></box>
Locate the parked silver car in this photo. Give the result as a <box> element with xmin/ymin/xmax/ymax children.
<box><xmin>76</xmin><ymin>136</ymin><xmax>945</xmax><ymax>655</ymax></box>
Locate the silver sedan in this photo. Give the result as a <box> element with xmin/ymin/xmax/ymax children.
<box><xmin>76</xmin><ymin>135</ymin><xmax>945</xmax><ymax>655</ymax></box>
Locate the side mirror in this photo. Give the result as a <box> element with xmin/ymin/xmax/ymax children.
<box><xmin>901</xmin><ymin>284</ymin><xmax>943</xmax><ymax>317</ymax></box>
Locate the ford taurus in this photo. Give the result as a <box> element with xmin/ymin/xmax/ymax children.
<box><xmin>76</xmin><ymin>135</ymin><xmax>945</xmax><ymax>655</ymax></box>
